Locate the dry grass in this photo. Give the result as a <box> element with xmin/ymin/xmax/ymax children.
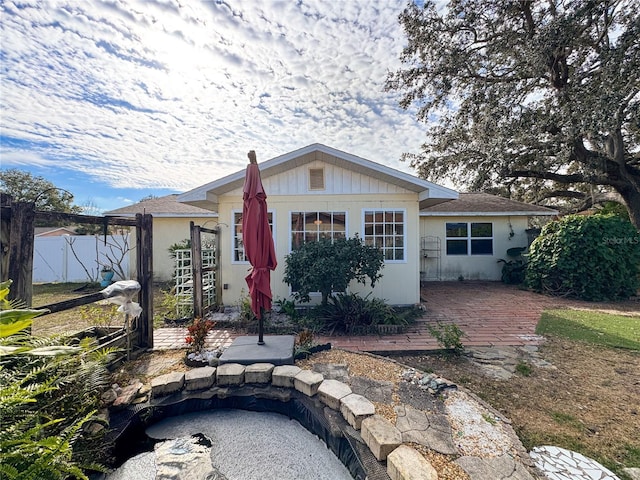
<box><xmin>395</xmin><ymin>338</ymin><xmax>640</xmax><ymax>478</ymax></box>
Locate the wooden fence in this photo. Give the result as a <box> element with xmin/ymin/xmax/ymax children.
<box><xmin>0</xmin><ymin>194</ymin><xmax>154</xmax><ymax>349</ymax></box>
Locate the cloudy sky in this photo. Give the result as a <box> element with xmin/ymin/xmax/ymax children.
<box><xmin>0</xmin><ymin>0</ymin><xmax>436</xmax><ymax>212</ymax></box>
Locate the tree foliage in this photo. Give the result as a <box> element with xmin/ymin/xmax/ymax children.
<box><xmin>525</xmin><ymin>214</ymin><xmax>640</xmax><ymax>300</ymax></box>
<box><xmin>283</xmin><ymin>236</ymin><xmax>384</xmax><ymax>305</ymax></box>
<box><xmin>386</xmin><ymin>0</ymin><xmax>640</xmax><ymax>227</ymax></box>
<box><xmin>0</xmin><ymin>169</ymin><xmax>81</xmax><ymax>214</ymax></box>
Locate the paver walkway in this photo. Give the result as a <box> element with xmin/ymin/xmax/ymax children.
<box><xmin>153</xmin><ymin>281</ymin><xmax>639</xmax><ymax>352</ymax></box>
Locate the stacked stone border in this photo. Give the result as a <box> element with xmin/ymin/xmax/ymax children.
<box><xmin>142</xmin><ymin>362</ymin><xmax>434</xmax><ymax>480</ymax></box>
<box><xmin>106</xmin><ymin>358</ymin><xmax>538</xmax><ymax>480</ymax></box>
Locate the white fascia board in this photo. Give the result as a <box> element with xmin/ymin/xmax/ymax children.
<box><xmin>420</xmin><ymin>210</ymin><xmax>559</xmax><ymax>217</ymax></box>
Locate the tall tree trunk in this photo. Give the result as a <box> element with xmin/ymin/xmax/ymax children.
<box><xmin>618</xmin><ymin>186</ymin><xmax>640</xmax><ymax>230</ymax></box>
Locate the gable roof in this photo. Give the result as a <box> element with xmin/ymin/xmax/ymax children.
<box><xmin>104</xmin><ymin>194</ymin><xmax>217</xmax><ymax>218</ymax></box>
<box><xmin>420</xmin><ymin>193</ymin><xmax>558</xmax><ymax>216</ymax></box>
<box><xmin>177</xmin><ymin>143</ymin><xmax>458</xmax><ymax>210</ymax></box>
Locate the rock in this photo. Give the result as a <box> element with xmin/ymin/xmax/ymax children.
<box><xmin>317</xmin><ymin>379</ymin><xmax>352</xmax><ymax>410</ymax></box>
<box><xmin>623</xmin><ymin>467</ymin><xmax>640</xmax><ymax>480</ymax></box>
<box><xmin>361</xmin><ymin>414</ymin><xmax>402</xmax><ymax>461</ymax></box>
<box><xmin>101</xmin><ymin>387</ymin><xmax>118</xmax><ymax>404</ymax></box>
<box><xmin>151</xmin><ymin>372</ymin><xmax>185</xmax><ymax>397</ymax></box>
<box><xmin>112</xmin><ymin>380</ymin><xmax>143</xmax><ymax>408</ymax></box>
<box><xmin>185</xmin><ymin>366</ymin><xmax>216</xmax><ymax>391</ymax></box>
<box><xmin>272</xmin><ymin>365</ymin><xmax>302</xmax><ymax>388</ymax></box>
<box><xmin>387</xmin><ymin>444</ymin><xmax>438</xmax><ymax>480</ymax></box>
<box><xmin>294</xmin><ymin>369</ymin><xmax>324</xmax><ymax>396</ymax></box>
<box><xmin>216</xmin><ymin>363</ymin><xmax>245</xmax><ymax>386</ymax></box>
<box><xmin>456</xmin><ymin>454</ymin><xmax>535</xmax><ymax>480</ymax></box>
<box><xmin>244</xmin><ymin>363</ymin><xmax>275</xmax><ymax>384</ymax></box>
<box><xmin>154</xmin><ymin>434</ymin><xmax>220</xmax><ymax>480</ymax></box>
<box><xmin>340</xmin><ymin>393</ymin><xmax>375</xmax><ymax>429</ymax></box>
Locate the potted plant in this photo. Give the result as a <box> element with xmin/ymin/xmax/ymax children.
<box><xmin>184</xmin><ymin>318</ymin><xmax>221</xmax><ymax>367</ymax></box>
<box><xmin>100</xmin><ymin>265</ymin><xmax>115</xmax><ymax>287</ymax></box>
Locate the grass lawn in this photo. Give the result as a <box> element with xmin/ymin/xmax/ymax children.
<box><xmin>536</xmin><ymin>309</ymin><xmax>640</xmax><ymax>350</ymax></box>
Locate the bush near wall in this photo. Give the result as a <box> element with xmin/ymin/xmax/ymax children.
<box><xmin>526</xmin><ymin>214</ymin><xmax>640</xmax><ymax>301</ymax></box>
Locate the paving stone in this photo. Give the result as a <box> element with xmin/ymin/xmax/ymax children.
<box><xmin>394</xmin><ymin>404</ymin><xmax>457</xmax><ymax>455</ymax></box>
<box><xmin>387</xmin><ymin>444</ymin><xmax>438</xmax><ymax>480</ymax></box>
<box><xmin>317</xmin><ymin>379</ymin><xmax>352</xmax><ymax>410</ymax></box>
<box><xmin>530</xmin><ymin>446</ymin><xmax>620</xmax><ymax>480</ymax></box>
<box><xmin>185</xmin><ymin>366</ymin><xmax>216</xmax><ymax>391</ymax></box>
<box><xmin>272</xmin><ymin>365</ymin><xmax>302</xmax><ymax>388</ymax></box>
<box><xmin>216</xmin><ymin>363</ymin><xmax>245</xmax><ymax>386</ymax></box>
<box><xmin>349</xmin><ymin>375</ymin><xmax>395</xmax><ymax>403</ymax></box>
<box><xmin>340</xmin><ymin>393</ymin><xmax>376</xmax><ymax>429</ymax></box>
<box><xmin>361</xmin><ymin>414</ymin><xmax>402</xmax><ymax>461</ymax></box>
<box><xmin>455</xmin><ymin>454</ymin><xmax>536</xmax><ymax>480</ymax></box>
<box><xmin>151</xmin><ymin>372</ymin><xmax>185</xmax><ymax>397</ymax></box>
<box><xmin>294</xmin><ymin>369</ymin><xmax>324</xmax><ymax>396</ymax></box>
<box><xmin>311</xmin><ymin>362</ymin><xmax>350</xmax><ymax>381</ymax></box>
<box><xmin>244</xmin><ymin>363</ymin><xmax>274</xmax><ymax>384</ymax></box>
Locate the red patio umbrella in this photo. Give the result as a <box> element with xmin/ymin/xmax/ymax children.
<box><xmin>242</xmin><ymin>150</ymin><xmax>277</xmax><ymax>345</ymax></box>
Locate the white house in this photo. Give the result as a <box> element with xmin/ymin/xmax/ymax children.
<box><xmin>177</xmin><ymin>144</ymin><xmax>557</xmax><ymax>306</ymax></box>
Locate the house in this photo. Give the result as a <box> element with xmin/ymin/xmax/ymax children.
<box><xmin>34</xmin><ymin>226</ymin><xmax>78</xmax><ymax>237</ymax></box>
<box><xmin>177</xmin><ymin>144</ymin><xmax>558</xmax><ymax>306</ymax></box>
<box><xmin>104</xmin><ymin>194</ymin><xmax>218</xmax><ymax>282</ymax></box>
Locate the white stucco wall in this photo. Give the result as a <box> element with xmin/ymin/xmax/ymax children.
<box><xmin>419</xmin><ymin>215</ymin><xmax>530</xmax><ymax>281</ymax></box>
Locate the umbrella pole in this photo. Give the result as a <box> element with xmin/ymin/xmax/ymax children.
<box><xmin>258</xmin><ymin>307</ymin><xmax>265</xmax><ymax>345</ymax></box>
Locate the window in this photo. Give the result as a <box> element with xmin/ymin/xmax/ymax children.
<box><xmin>233</xmin><ymin>211</ymin><xmax>274</xmax><ymax>262</ymax></box>
<box><xmin>363</xmin><ymin>210</ymin><xmax>405</xmax><ymax>261</ymax></box>
<box><xmin>290</xmin><ymin>211</ymin><xmax>346</xmax><ymax>250</ymax></box>
<box><xmin>445</xmin><ymin>222</ymin><xmax>493</xmax><ymax>255</ymax></box>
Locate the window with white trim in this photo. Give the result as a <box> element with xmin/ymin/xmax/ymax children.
<box><xmin>445</xmin><ymin>222</ymin><xmax>493</xmax><ymax>255</ymax></box>
<box><xmin>233</xmin><ymin>211</ymin><xmax>274</xmax><ymax>262</ymax></box>
<box><xmin>290</xmin><ymin>211</ymin><xmax>346</xmax><ymax>250</ymax></box>
<box><xmin>363</xmin><ymin>210</ymin><xmax>405</xmax><ymax>261</ymax></box>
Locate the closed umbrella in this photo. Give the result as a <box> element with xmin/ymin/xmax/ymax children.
<box><xmin>242</xmin><ymin>150</ymin><xmax>277</xmax><ymax>345</ymax></box>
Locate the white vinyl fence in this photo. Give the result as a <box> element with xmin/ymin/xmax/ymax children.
<box><xmin>33</xmin><ymin>234</ymin><xmax>131</xmax><ymax>283</ymax></box>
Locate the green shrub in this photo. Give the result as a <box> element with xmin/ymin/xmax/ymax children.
<box><xmin>313</xmin><ymin>292</ymin><xmax>416</xmax><ymax>334</ymax></box>
<box><xmin>283</xmin><ymin>236</ymin><xmax>384</xmax><ymax>305</ymax></box>
<box><xmin>525</xmin><ymin>214</ymin><xmax>640</xmax><ymax>301</ymax></box>
<box><xmin>427</xmin><ymin>322</ymin><xmax>465</xmax><ymax>354</ymax></box>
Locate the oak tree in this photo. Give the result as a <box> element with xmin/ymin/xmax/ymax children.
<box><xmin>386</xmin><ymin>0</ymin><xmax>640</xmax><ymax>227</ymax></box>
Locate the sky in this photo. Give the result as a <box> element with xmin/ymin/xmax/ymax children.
<box><xmin>0</xmin><ymin>0</ymin><xmax>438</xmax><ymax>213</ymax></box>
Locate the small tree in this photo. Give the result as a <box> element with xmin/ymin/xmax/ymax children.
<box><xmin>283</xmin><ymin>236</ymin><xmax>384</xmax><ymax>305</ymax></box>
<box><xmin>526</xmin><ymin>214</ymin><xmax>640</xmax><ymax>301</ymax></box>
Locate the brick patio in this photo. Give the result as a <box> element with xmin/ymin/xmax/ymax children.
<box><xmin>153</xmin><ymin>281</ymin><xmax>639</xmax><ymax>353</ymax></box>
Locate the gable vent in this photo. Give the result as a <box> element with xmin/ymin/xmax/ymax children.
<box><xmin>309</xmin><ymin>168</ymin><xmax>325</xmax><ymax>190</ymax></box>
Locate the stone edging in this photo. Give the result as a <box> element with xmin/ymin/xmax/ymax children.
<box><xmin>150</xmin><ymin>362</ymin><xmax>439</xmax><ymax>480</ymax></box>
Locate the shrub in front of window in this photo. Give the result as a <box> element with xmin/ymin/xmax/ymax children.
<box><xmin>283</xmin><ymin>235</ymin><xmax>384</xmax><ymax>305</ymax></box>
<box><xmin>525</xmin><ymin>214</ymin><xmax>640</xmax><ymax>300</ymax></box>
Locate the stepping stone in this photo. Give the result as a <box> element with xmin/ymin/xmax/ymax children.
<box><xmin>387</xmin><ymin>444</ymin><xmax>438</xmax><ymax>480</ymax></box>
<box><xmin>455</xmin><ymin>454</ymin><xmax>536</xmax><ymax>480</ymax></box>
<box><xmin>294</xmin><ymin>369</ymin><xmax>324</xmax><ymax>396</ymax></box>
<box><xmin>340</xmin><ymin>393</ymin><xmax>375</xmax><ymax>429</ymax></box>
<box><xmin>185</xmin><ymin>367</ymin><xmax>216</xmax><ymax>391</ymax></box>
<box><xmin>244</xmin><ymin>363</ymin><xmax>274</xmax><ymax>384</ymax></box>
<box><xmin>216</xmin><ymin>363</ymin><xmax>245</xmax><ymax>386</ymax></box>
<box><xmin>272</xmin><ymin>365</ymin><xmax>301</xmax><ymax>388</ymax></box>
<box><xmin>530</xmin><ymin>446</ymin><xmax>620</xmax><ymax>480</ymax></box>
<box><xmin>361</xmin><ymin>414</ymin><xmax>402</xmax><ymax>461</ymax></box>
<box><xmin>394</xmin><ymin>404</ymin><xmax>457</xmax><ymax>455</ymax></box>
<box><xmin>317</xmin><ymin>379</ymin><xmax>352</xmax><ymax>410</ymax></box>
<box><xmin>151</xmin><ymin>372</ymin><xmax>185</xmax><ymax>397</ymax></box>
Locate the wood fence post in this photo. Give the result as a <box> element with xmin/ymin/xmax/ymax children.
<box><xmin>8</xmin><ymin>201</ymin><xmax>35</xmax><ymax>305</ymax></box>
<box><xmin>136</xmin><ymin>213</ymin><xmax>154</xmax><ymax>348</ymax></box>
<box><xmin>190</xmin><ymin>221</ymin><xmax>203</xmax><ymax>319</ymax></box>
<box><xmin>1</xmin><ymin>194</ymin><xmax>11</xmax><ymax>283</ymax></box>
